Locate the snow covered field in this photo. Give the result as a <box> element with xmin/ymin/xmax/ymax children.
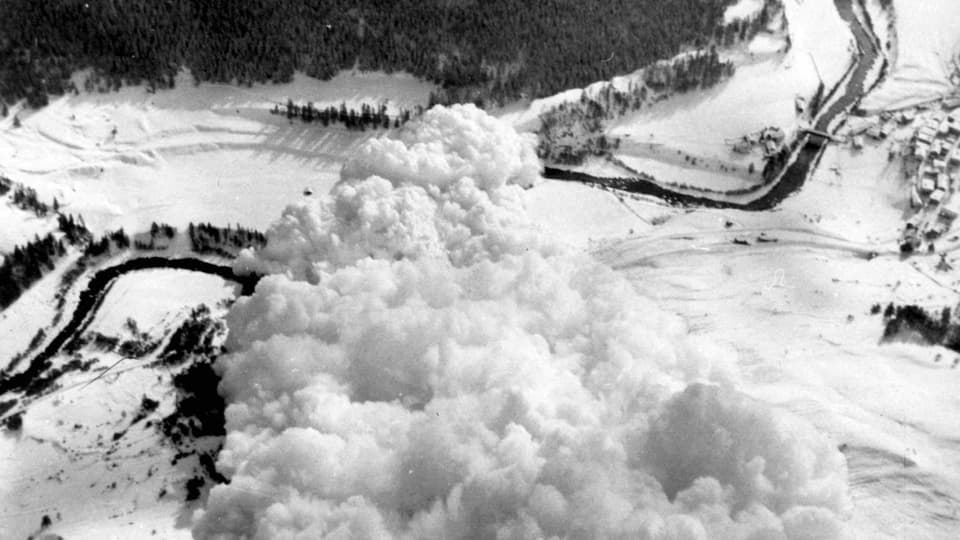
<box><xmin>860</xmin><ymin>0</ymin><xmax>960</xmax><ymax>111</ymax></box>
<box><xmin>0</xmin><ymin>71</ymin><xmax>434</xmax><ymax>237</ymax></box>
<box><xmin>603</xmin><ymin>242</ymin><xmax>960</xmax><ymax>539</ymax></box>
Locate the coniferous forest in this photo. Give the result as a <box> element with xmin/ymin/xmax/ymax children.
<box><xmin>0</xmin><ymin>0</ymin><xmax>764</xmax><ymax>108</ymax></box>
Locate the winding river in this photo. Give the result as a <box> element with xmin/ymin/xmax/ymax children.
<box><xmin>0</xmin><ymin>257</ymin><xmax>260</xmax><ymax>396</ymax></box>
<box><xmin>543</xmin><ymin>0</ymin><xmax>883</xmax><ymax>211</ymax></box>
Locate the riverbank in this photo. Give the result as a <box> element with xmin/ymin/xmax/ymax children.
<box><xmin>545</xmin><ymin>0</ymin><xmax>886</xmax><ymax>211</ymax></box>
<box><xmin>0</xmin><ymin>256</ymin><xmax>259</xmax><ymax>399</ymax></box>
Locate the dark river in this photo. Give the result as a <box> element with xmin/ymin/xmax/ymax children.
<box><xmin>543</xmin><ymin>0</ymin><xmax>882</xmax><ymax>211</ymax></box>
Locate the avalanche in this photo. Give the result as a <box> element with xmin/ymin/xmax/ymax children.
<box><xmin>194</xmin><ymin>105</ymin><xmax>851</xmax><ymax>540</ymax></box>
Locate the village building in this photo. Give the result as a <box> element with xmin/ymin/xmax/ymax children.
<box><xmin>935</xmin><ymin>140</ymin><xmax>951</xmax><ymax>156</ymax></box>
<box><xmin>937</xmin><ymin>173</ymin><xmax>950</xmax><ymax>190</ymax></box>
<box><xmin>921</xmin><ymin>177</ymin><xmax>936</xmax><ymax>193</ymax></box>
<box><xmin>763</xmin><ymin>139</ymin><xmax>779</xmax><ymax>156</ymax></box>
<box><xmin>930</xmin><ymin>188</ymin><xmax>946</xmax><ymax>205</ymax></box>
<box><xmin>941</xmin><ymin>197</ymin><xmax>960</xmax><ymax>220</ymax></box>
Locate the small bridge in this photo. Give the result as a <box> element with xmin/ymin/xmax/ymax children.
<box><xmin>800</xmin><ymin>128</ymin><xmax>843</xmax><ymax>146</ymax></box>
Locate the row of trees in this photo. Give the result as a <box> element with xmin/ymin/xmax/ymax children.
<box><xmin>83</xmin><ymin>228</ymin><xmax>132</xmax><ymax>257</ymax></box>
<box><xmin>189</xmin><ymin>222</ymin><xmax>266</xmax><ymax>256</ymax></box>
<box><xmin>880</xmin><ymin>302</ymin><xmax>960</xmax><ymax>353</ymax></box>
<box><xmin>642</xmin><ymin>47</ymin><xmax>735</xmax><ymax>94</ymax></box>
<box><xmin>274</xmin><ymin>100</ymin><xmax>413</xmax><ymax>130</ymax></box>
<box><xmin>10</xmin><ymin>185</ymin><xmax>55</xmax><ymax>217</ymax></box>
<box><xmin>134</xmin><ymin>222</ymin><xmax>177</xmax><ymax>250</ymax></box>
<box><xmin>1</xmin><ymin>0</ymin><xmax>774</xmax><ymax>108</ymax></box>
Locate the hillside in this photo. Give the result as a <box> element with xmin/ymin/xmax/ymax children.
<box><xmin>0</xmin><ymin>0</ymin><xmax>772</xmax><ymax>107</ymax></box>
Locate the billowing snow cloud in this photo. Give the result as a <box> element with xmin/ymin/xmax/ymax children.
<box><xmin>195</xmin><ymin>104</ymin><xmax>850</xmax><ymax>540</ymax></box>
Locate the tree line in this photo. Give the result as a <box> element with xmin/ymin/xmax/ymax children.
<box><xmin>10</xmin><ymin>184</ymin><xmax>57</xmax><ymax>217</ymax></box>
<box><xmin>879</xmin><ymin>302</ymin><xmax>960</xmax><ymax>357</ymax></box>
<box><xmin>189</xmin><ymin>222</ymin><xmax>267</xmax><ymax>257</ymax></box>
<box><xmin>273</xmin><ymin>100</ymin><xmax>413</xmax><ymax>130</ymax></box>
<box><xmin>0</xmin><ymin>233</ymin><xmax>67</xmax><ymax>308</ymax></box>
<box><xmin>1</xmin><ymin>0</ymin><xmax>777</xmax><ymax>108</ymax></box>
<box><xmin>0</xmin><ymin>176</ymin><xmax>92</xmax><ymax>309</ymax></box>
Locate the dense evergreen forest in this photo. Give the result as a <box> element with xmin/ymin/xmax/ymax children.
<box><xmin>1</xmin><ymin>0</ymin><xmax>761</xmax><ymax>107</ymax></box>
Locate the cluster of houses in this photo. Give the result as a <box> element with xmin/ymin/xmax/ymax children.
<box><xmin>848</xmin><ymin>110</ymin><xmax>911</xmax><ymax>149</ymax></box>
<box><xmin>901</xmin><ymin>110</ymin><xmax>960</xmax><ymax>252</ymax></box>
<box><xmin>731</xmin><ymin>126</ymin><xmax>786</xmax><ymax>156</ymax></box>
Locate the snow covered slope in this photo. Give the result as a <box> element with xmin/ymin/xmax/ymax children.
<box><xmin>0</xmin><ymin>71</ymin><xmax>433</xmax><ymax>236</ymax></box>
<box><xmin>1</xmin><ymin>269</ymin><xmax>237</xmax><ymax>540</ymax></box>
<box><xmin>861</xmin><ymin>0</ymin><xmax>960</xmax><ymax>111</ymax></box>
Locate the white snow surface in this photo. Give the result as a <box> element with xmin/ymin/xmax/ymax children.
<box><xmin>0</xmin><ymin>70</ymin><xmax>434</xmax><ymax>236</ymax></box>
<box><xmin>861</xmin><ymin>0</ymin><xmax>960</xmax><ymax>111</ymax></box>
<box><xmin>724</xmin><ymin>0</ymin><xmax>765</xmax><ymax>24</ymax></box>
<box><xmin>87</xmin><ymin>269</ymin><xmax>237</xmax><ymax>338</ymax></box>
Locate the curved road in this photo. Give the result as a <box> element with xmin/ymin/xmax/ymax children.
<box><xmin>595</xmin><ymin>227</ymin><xmax>899</xmax><ymax>270</ymax></box>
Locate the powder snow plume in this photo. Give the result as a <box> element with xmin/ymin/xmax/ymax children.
<box><xmin>194</xmin><ymin>105</ymin><xmax>851</xmax><ymax>540</ymax></box>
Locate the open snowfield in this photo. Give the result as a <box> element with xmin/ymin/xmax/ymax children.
<box><xmin>0</xmin><ymin>71</ymin><xmax>434</xmax><ymax>237</ymax></box>
<box><xmin>724</xmin><ymin>0</ymin><xmax>766</xmax><ymax>24</ymax></box>
<box><xmin>601</xmin><ymin>242</ymin><xmax>960</xmax><ymax>540</ymax></box>
<box><xmin>860</xmin><ymin>0</ymin><xmax>960</xmax><ymax>111</ymax></box>
<box><xmin>86</xmin><ymin>269</ymin><xmax>237</xmax><ymax>338</ymax></box>
<box><xmin>778</xmin><ymin>141</ymin><xmax>907</xmax><ymax>244</ymax></box>
<box><xmin>524</xmin><ymin>180</ymin><xmax>657</xmax><ymax>249</ymax></box>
